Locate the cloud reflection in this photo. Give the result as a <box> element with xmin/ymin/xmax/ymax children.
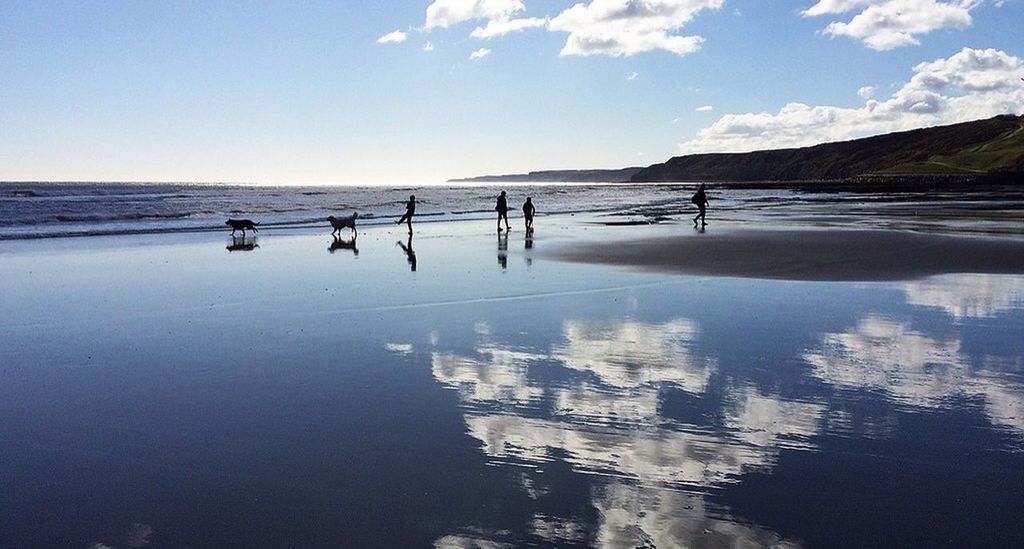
<box><xmin>553</xmin><ymin>319</ymin><xmax>714</xmax><ymax>394</ymax></box>
<box><xmin>903</xmin><ymin>273</ymin><xmax>1024</xmax><ymax>319</ymax></box>
<box><xmin>805</xmin><ymin>315</ymin><xmax>1024</xmax><ymax>436</ymax></box>
<box><xmin>432</xmin><ymin>316</ymin><xmax>823</xmax><ymax>547</ymax></box>
<box><xmin>588</xmin><ymin>481</ymin><xmax>799</xmax><ymax>549</ymax></box>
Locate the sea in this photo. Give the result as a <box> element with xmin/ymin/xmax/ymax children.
<box><xmin>3</xmin><ymin>181</ymin><xmax>1024</xmax><ymax>240</ymax></box>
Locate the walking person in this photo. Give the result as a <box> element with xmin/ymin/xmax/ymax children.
<box><xmin>396</xmin><ymin>194</ymin><xmax>416</xmax><ymax>233</ymax></box>
<box><xmin>495</xmin><ymin>190</ymin><xmax>510</xmax><ymax>233</ymax></box>
<box><xmin>691</xmin><ymin>184</ymin><xmax>709</xmax><ymax>227</ymax></box>
<box><xmin>522</xmin><ymin>197</ymin><xmax>535</xmax><ymax>234</ymax></box>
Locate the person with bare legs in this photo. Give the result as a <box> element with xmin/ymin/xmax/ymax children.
<box><xmin>691</xmin><ymin>184</ymin><xmax>709</xmax><ymax>227</ymax></box>
<box><xmin>396</xmin><ymin>194</ymin><xmax>416</xmax><ymax>233</ymax></box>
<box><xmin>522</xmin><ymin>197</ymin><xmax>535</xmax><ymax>234</ymax></box>
<box><xmin>495</xmin><ymin>190</ymin><xmax>510</xmax><ymax>233</ymax></box>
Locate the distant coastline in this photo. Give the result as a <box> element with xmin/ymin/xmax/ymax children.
<box><xmin>450</xmin><ymin>115</ymin><xmax>1024</xmax><ymax>187</ymax></box>
<box><xmin>449</xmin><ymin>167</ymin><xmax>643</xmax><ymax>183</ymax></box>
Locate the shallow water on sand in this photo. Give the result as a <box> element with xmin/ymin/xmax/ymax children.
<box><xmin>1</xmin><ymin>220</ymin><xmax>1023</xmax><ymax>547</ymax></box>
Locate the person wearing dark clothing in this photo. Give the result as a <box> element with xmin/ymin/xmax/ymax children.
<box><xmin>691</xmin><ymin>184</ymin><xmax>709</xmax><ymax>227</ymax></box>
<box><xmin>397</xmin><ymin>233</ymin><xmax>416</xmax><ymax>272</ymax></box>
<box><xmin>495</xmin><ymin>191</ymin><xmax>510</xmax><ymax>232</ymax></box>
<box><xmin>396</xmin><ymin>194</ymin><xmax>416</xmax><ymax>233</ymax></box>
<box><xmin>522</xmin><ymin>197</ymin><xmax>535</xmax><ymax>234</ymax></box>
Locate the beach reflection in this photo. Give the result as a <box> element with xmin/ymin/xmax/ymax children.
<box><xmin>903</xmin><ymin>273</ymin><xmax>1024</xmax><ymax>319</ymax></box>
<box><xmin>805</xmin><ymin>314</ymin><xmax>1024</xmax><ymax>436</ymax></box>
<box><xmin>432</xmin><ymin>317</ymin><xmax>823</xmax><ymax>546</ymax></box>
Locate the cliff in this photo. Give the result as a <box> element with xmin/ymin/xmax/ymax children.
<box><xmin>632</xmin><ymin>115</ymin><xmax>1024</xmax><ymax>182</ymax></box>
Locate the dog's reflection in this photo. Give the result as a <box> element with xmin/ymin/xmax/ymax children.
<box><xmin>497</xmin><ymin>232</ymin><xmax>508</xmax><ymax>270</ymax></box>
<box><xmin>328</xmin><ymin>234</ymin><xmax>359</xmax><ymax>256</ymax></box>
<box><xmin>397</xmin><ymin>233</ymin><xmax>416</xmax><ymax>272</ymax></box>
<box><xmin>226</xmin><ymin>236</ymin><xmax>259</xmax><ymax>252</ymax></box>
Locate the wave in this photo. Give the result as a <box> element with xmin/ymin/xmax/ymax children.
<box><xmin>6</xmin><ymin>189</ymin><xmax>42</xmax><ymax>198</ymax></box>
<box><xmin>0</xmin><ymin>182</ymin><xmax>700</xmax><ymax>240</ymax></box>
<box><xmin>53</xmin><ymin>212</ymin><xmax>195</xmax><ymax>223</ymax></box>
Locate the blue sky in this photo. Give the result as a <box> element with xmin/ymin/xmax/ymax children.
<box><xmin>1</xmin><ymin>1</ymin><xmax>1022</xmax><ymax>184</ymax></box>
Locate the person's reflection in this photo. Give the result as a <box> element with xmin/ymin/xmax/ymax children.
<box><xmin>694</xmin><ymin>224</ymin><xmax>706</xmax><ymax>234</ymax></box>
<box><xmin>397</xmin><ymin>233</ymin><xmax>416</xmax><ymax>271</ymax></box>
<box><xmin>226</xmin><ymin>235</ymin><xmax>258</xmax><ymax>252</ymax></box>
<box><xmin>524</xmin><ymin>234</ymin><xmax>534</xmax><ymax>267</ymax></box>
<box><xmin>328</xmin><ymin>234</ymin><xmax>359</xmax><ymax>255</ymax></box>
<box><xmin>497</xmin><ymin>232</ymin><xmax>508</xmax><ymax>270</ymax></box>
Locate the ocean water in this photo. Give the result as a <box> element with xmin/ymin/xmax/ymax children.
<box><xmin>1</xmin><ymin>224</ymin><xmax>1022</xmax><ymax>547</ymax></box>
<box><xmin>0</xmin><ymin>182</ymin><xmax>697</xmax><ymax>239</ymax></box>
<box><xmin>3</xmin><ymin>181</ymin><xmax>1024</xmax><ymax>240</ymax></box>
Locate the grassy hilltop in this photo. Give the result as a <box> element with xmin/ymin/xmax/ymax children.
<box><xmin>633</xmin><ymin>115</ymin><xmax>1024</xmax><ymax>182</ymax></box>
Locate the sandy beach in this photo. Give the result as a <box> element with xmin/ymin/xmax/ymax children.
<box><xmin>550</xmin><ymin>227</ymin><xmax>1024</xmax><ymax>281</ymax></box>
<box><xmin>2</xmin><ymin>211</ymin><xmax>1024</xmax><ymax>547</ymax></box>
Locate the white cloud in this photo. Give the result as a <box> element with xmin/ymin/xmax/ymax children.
<box><xmin>626</xmin><ymin>71</ymin><xmax>639</xmax><ymax>80</ymax></box>
<box><xmin>552</xmin><ymin>319</ymin><xmax>715</xmax><ymax>394</ymax></box>
<box><xmin>423</xmin><ymin>41</ymin><xmax>435</xmax><ymax>51</ymax></box>
<box><xmin>679</xmin><ymin>47</ymin><xmax>1024</xmax><ymax>153</ymax></box>
<box><xmin>425</xmin><ymin>0</ymin><xmax>529</xmax><ymax>28</ymax></box>
<box><xmin>903</xmin><ymin>273</ymin><xmax>1024</xmax><ymax>319</ymax></box>
<box><xmin>805</xmin><ymin>314</ymin><xmax>1024</xmax><ymax>435</ymax></box>
<box><xmin>424</xmin><ymin>0</ymin><xmax>545</xmax><ymax>40</ymax></box>
<box><xmin>858</xmin><ymin>85</ymin><xmax>876</xmax><ymax>98</ymax></box>
<box><xmin>695</xmin><ymin>104</ymin><xmax>714</xmax><ymax>112</ymax></box>
<box><xmin>385</xmin><ymin>342</ymin><xmax>413</xmax><ymax>354</ymax></box>
<box><xmin>548</xmin><ymin>0</ymin><xmax>724</xmax><ymax>57</ymax></box>
<box><xmin>805</xmin><ymin>316</ymin><xmax>966</xmax><ymax>407</ymax></box>
<box><xmin>586</xmin><ymin>482</ymin><xmax>800</xmax><ymax>549</ymax></box>
<box><xmin>470</xmin><ymin>16</ymin><xmax>547</xmax><ymax>38</ymax></box>
<box><xmin>377</xmin><ymin>29</ymin><xmax>408</xmax><ymax>44</ymax></box>
<box><xmin>803</xmin><ymin>0</ymin><xmax>980</xmax><ymax>50</ymax></box>
<box><xmin>469</xmin><ymin>47</ymin><xmax>492</xmax><ymax>60</ymax></box>
<box><xmin>432</xmin><ymin>345</ymin><xmax>546</xmax><ymax>406</ymax></box>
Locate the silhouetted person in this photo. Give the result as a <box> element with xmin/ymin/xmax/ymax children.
<box><xmin>397</xmin><ymin>233</ymin><xmax>416</xmax><ymax>272</ymax></box>
<box><xmin>396</xmin><ymin>194</ymin><xmax>416</xmax><ymax>233</ymax></box>
<box><xmin>497</xmin><ymin>232</ymin><xmax>508</xmax><ymax>269</ymax></box>
<box><xmin>522</xmin><ymin>197</ymin><xmax>535</xmax><ymax>234</ymax></box>
<box><xmin>691</xmin><ymin>184</ymin><xmax>709</xmax><ymax>227</ymax></box>
<box><xmin>495</xmin><ymin>191</ymin><xmax>510</xmax><ymax>233</ymax></box>
<box><xmin>328</xmin><ymin>234</ymin><xmax>358</xmax><ymax>255</ymax></box>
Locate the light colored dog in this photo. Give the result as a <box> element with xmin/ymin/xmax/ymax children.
<box><xmin>327</xmin><ymin>213</ymin><xmax>359</xmax><ymax>235</ymax></box>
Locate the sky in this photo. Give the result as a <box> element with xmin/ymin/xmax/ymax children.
<box><xmin>1</xmin><ymin>0</ymin><xmax>1022</xmax><ymax>184</ymax></box>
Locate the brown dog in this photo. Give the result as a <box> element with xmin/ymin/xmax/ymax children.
<box><xmin>225</xmin><ymin>218</ymin><xmax>259</xmax><ymax>236</ymax></box>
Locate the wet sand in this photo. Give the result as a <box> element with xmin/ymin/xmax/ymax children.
<box><xmin>2</xmin><ymin>215</ymin><xmax>1024</xmax><ymax>547</ymax></box>
<box><xmin>549</xmin><ymin>228</ymin><xmax>1024</xmax><ymax>281</ymax></box>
